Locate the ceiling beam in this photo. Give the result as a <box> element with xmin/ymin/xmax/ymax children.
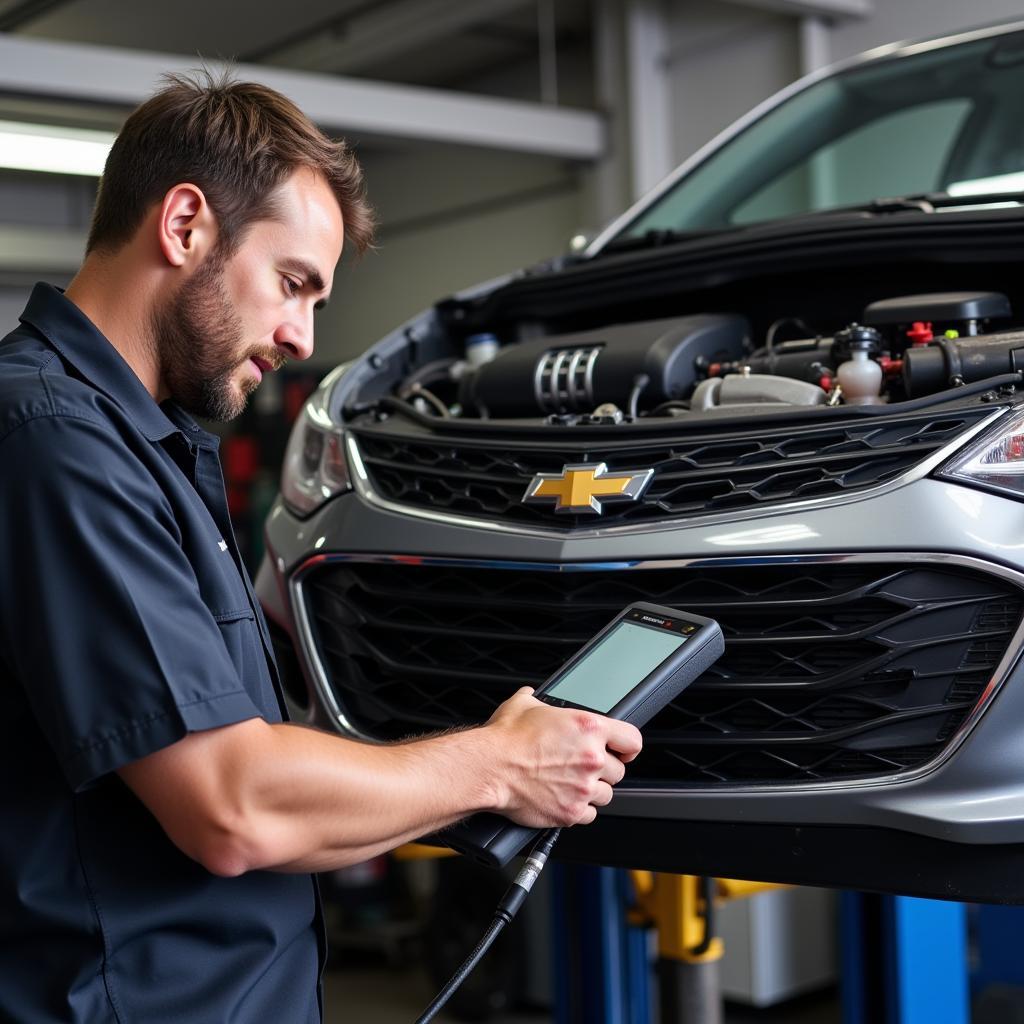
<box><xmin>723</xmin><ymin>0</ymin><xmax>870</xmax><ymax>17</ymax></box>
<box><xmin>0</xmin><ymin>34</ymin><xmax>604</xmax><ymax>160</ymax></box>
<box><xmin>0</xmin><ymin>0</ymin><xmax>73</xmax><ymax>32</ymax></box>
<box><xmin>262</xmin><ymin>0</ymin><xmax>533</xmax><ymax>76</ymax></box>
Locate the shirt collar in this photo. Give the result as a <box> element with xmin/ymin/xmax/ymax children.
<box><xmin>21</xmin><ymin>282</ymin><xmax>183</xmax><ymax>443</ymax></box>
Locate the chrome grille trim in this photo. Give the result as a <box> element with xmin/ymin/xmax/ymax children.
<box><xmin>290</xmin><ymin>550</ymin><xmax>1024</xmax><ymax>794</ymax></box>
<box><xmin>346</xmin><ymin>407</ymin><xmax>1005</xmax><ymax>539</ymax></box>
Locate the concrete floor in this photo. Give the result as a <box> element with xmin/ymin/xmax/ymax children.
<box><xmin>322</xmin><ymin>963</ymin><xmax>843</xmax><ymax>1023</ymax></box>
<box><xmin>323</xmin><ymin>964</ymin><xmax>548</xmax><ymax>1023</ymax></box>
<box><xmin>319</xmin><ymin>859</ymin><xmax>844</xmax><ymax>1024</ymax></box>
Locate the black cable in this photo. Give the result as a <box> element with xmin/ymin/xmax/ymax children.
<box><xmin>402</xmin><ymin>358</ymin><xmax>458</xmax><ymax>390</ymax></box>
<box><xmin>413</xmin><ymin>828</ymin><xmax>562</xmax><ymax>1024</ymax></box>
<box><xmin>765</xmin><ymin>316</ymin><xmax>814</xmax><ymax>353</ymax></box>
<box><xmin>628</xmin><ymin>374</ymin><xmax>650</xmax><ymax>419</ymax></box>
<box><xmin>649</xmin><ymin>400</ymin><xmax>690</xmax><ymax>416</ymax></box>
<box><xmin>691</xmin><ymin>876</ymin><xmax>717</xmax><ymax>957</ymax></box>
<box><xmin>401</xmin><ymin>383</ymin><xmax>450</xmax><ymax>418</ymax></box>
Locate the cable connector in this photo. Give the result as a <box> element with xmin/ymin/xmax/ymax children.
<box><xmin>495</xmin><ymin>828</ymin><xmax>561</xmax><ymax>924</ymax></box>
<box><xmin>414</xmin><ymin>828</ymin><xmax>562</xmax><ymax>1024</ymax></box>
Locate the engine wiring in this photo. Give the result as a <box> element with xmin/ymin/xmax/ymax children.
<box><xmin>764</xmin><ymin>316</ymin><xmax>816</xmax><ymax>353</ymax></box>
<box><xmin>628</xmin><ymin>374</ymin><xmax>650</xmax><ymax>418</ymax></box>
<box><xmin>401</xmin><ymin>382</ymin><xmax>450</xmax><ymax>418</ymax></box>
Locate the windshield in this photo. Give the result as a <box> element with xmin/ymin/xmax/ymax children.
<box><xmin>617</xmin><ymin>28</ymin><xmax>1024</xmax><ymax>239</ymax></box>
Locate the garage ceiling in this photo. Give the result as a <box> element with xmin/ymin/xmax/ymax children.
<box><xmin>0</xmin><ymin>0</ymin><xmax>591</xmax><ymax>94</ymax></box>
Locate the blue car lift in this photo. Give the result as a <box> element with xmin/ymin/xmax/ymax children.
<box><xmin>551</xmin><ymin>865</ymin><xmax>781</xmax><ymax>1024</ymax></box>
<box><xmin>551</xmin><ymin>866</ymin><xmax>971</xmax><ymax>1024</ymax></box>
<box><xmin>841</xmin><ymin>893</ymin><xmax>969</xmax><ymax>1024</ymax></box>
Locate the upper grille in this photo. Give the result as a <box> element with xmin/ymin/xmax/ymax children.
<box><xmin>303</xmin><ymin>558</ymin><xmax>1023</xmax><ymax>787</ymax></box>
<box><xmin>351</xmin><ymin>407</ymin><xmax>995</xmax><ymax>529</ymax></box>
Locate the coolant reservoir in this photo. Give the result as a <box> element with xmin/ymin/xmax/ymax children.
<box><xmin>837</xmin><ymin>348</ymin><xmax>883</xmax><ymax>405</ymax></box>
<box><xmin>833</xmin><ymin>323</ymin><xmax>883</xmax><ymax>405</ymax></box>
<box><xmin>465</xmin><ymin>332</ymin><xmax>500</xmax><ymax>367</ymax></box>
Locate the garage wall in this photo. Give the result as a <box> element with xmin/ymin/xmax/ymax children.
<box><xmin>665</xmin><ymin>0</ymin><xmax>800</xmax><ymax>163</ymax></box>
<box><xmin>318</xmin><ymin>143</ymin><xmax>586</xmax><ymax>362</ymax></box>
<box><xmin>315</xmin><ymin>45</ymin><xmax>597</xmax><ymax>363</ymax></box>
<box><xmin>828</xmin><ymin>0</ymin><xmax>1024</xmax><ymax>63</ymax></box>
<box><xmin>0</xmin><ymin>170</ymin><xmax>90</xmax><ymax>337</ymax></box>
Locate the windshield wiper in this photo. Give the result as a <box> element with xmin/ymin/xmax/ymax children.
<box><xmin>824</xmin><ymin>190</ymin><xmax>1024</xmax><ymax>215</ymax></box>
<box><xmin>601</xmin><ymin>189</ymin><xmax>1024</xmax><ymax>255</ymax></box>
<box><xmin>599</xmin><ymin>225</ymin><xmax>740</xmax><ymax>255</ymax></box>
<box><xmin>751</xmin><ymin>189</ymin><xmax>1024</xmax><ymax>222</ymax></box>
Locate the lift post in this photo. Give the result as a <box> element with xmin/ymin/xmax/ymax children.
<box><xmin>629</xmin><ymin>873</ymin><xmax>787</xmax><ymax>1024</ymax></box>
<box><xmin>840</xmin><ymin>893</ymin><xmax>969</xmax><ymax>1024</ymax></box>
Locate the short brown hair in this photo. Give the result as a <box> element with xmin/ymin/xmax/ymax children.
<box><xmin>87</xmin><ymin>70</ymin><xmax>374</xmax><ymax>257</ymax></box>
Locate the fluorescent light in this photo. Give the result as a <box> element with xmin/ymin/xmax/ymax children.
<box><xmin>0</xmin><ymin>119</ymin><xmax>113</xmax><ymax>176</ymax></box>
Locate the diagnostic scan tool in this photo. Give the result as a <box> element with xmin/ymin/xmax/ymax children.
<box><xmin>442</xmin><ymin>602</ymin><xmax>725</xmax><ymax>867</ymax></box>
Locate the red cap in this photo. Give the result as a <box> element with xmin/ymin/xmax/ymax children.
<box><xmin>906</xmin><ymin>321</ymin><xmax>933</xmax><ymax>345</ymax></box>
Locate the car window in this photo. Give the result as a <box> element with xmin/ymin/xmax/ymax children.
<box><xmin>618</xmin><ymin>30</ymin><xmax>1024</xmax><ymax>238</ymax></box>
<box><xmin>731</xmin><ymin>98</ymin><xmax>972</xmax><ymax>225</ymax></box>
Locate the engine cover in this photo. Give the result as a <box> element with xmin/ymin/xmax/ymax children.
<box><xmin>458</xmin><ymin>314</ymin><xmax>750</xmax><ymax>417</ymax></box>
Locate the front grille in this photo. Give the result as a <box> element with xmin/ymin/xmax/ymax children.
<box><xmin>351</xmin><ymin>407</ymin><xmax>995</xmax><ymax>529</ymax></box>
<box><xmin>303</xmin><ymin>559</ymin><xmax>1023</xmax><ymax>787</ymax></box>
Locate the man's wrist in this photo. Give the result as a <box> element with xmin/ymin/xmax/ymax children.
<box><xmin>444</xmin><ymin>723</ymin><xmax>511</xmax><ymax>815</ymax></box>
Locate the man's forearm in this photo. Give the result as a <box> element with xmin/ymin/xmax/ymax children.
<box><xmin>122</xmin><ymin>718</ymin><xmax>504</xmax><ymax>876</ymax></box>
<box><xmin>119</xmin><ymin>688</ymin><xmax>641</xmax><ymax>877</ymax></box>
<box><xmin>244</xmin><ymin>722</ymin><xmax>502</xmax><ymax>872</ymax></box>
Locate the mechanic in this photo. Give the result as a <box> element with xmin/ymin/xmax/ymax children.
<box><xmin>0</xmin><ymin>74</ymin><xmax>642</xmax><ymax>1023</ymax></box>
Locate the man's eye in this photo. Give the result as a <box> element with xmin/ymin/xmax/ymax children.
<box><xmin>284</xmin><ymin>276</ymin><xmax>301</xmax><ymax>295</ymax></box>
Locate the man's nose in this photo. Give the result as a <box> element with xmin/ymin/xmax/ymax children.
<box><xmin>274</xmin><ymin>312</ymin><xmax>314</xmax><ymax>362</ymax></box>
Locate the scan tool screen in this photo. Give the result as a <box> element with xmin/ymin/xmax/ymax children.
<box><xmin>544</xmin><ymin>621</ymin><xmax>688</xmax><ymax>713</ymax></box>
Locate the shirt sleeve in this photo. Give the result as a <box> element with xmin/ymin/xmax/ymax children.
<box><xmin>0</xmin><ymin>413</ymin><xmax>262</xmax><ymax>790</ymax></box>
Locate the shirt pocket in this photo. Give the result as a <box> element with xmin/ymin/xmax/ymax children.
<box><xmin>213</xmin><ymin>609</ymin><xmax>282</xmax><ymax>722</ymax></box>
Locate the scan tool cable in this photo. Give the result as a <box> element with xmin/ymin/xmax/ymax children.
<box><xmin>414</xmin><ymin>603</ymin><xmax>726</xmax><ymax>1021</ymax></box>
<box><xmin>413</xmin><ymin>828</ymin><xmax>562</xmax><ymax>1024</ymax></box>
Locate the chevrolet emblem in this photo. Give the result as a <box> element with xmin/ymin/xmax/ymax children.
<box><xmin>523</xmin><ymin>463</ymin><xmax>654</xmax><ymax>514</ymax></box>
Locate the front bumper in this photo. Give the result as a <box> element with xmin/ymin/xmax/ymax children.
<box><xmin>256</xmin><ymin>474</ymin><xmax>1024</xmax><ymax>897</ymax></box>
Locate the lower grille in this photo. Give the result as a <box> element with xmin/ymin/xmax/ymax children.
<box><xmin>302</xmin><ymin>558</ymin><xmax>1023</xmax><ymax>787</ymax></box>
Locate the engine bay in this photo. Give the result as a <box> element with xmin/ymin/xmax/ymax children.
<box><xmin>357</xmin><ymin>289</ymin><xmax>1024</xmax><ymax>428</ymax></box>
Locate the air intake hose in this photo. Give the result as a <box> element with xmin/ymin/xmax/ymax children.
<box><xmin>903</xmin><ymin>332</ymin><xmax>1024</xmax><ymax>397</ymax></box>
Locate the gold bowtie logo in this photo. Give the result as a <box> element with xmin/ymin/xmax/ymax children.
<box><xmin>523</xmin><ymin>463</ymin><xmax>654</xmax><ymax>514</ymax></box>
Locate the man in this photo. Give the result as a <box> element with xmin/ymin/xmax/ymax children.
<box><xmin>0</xmin><ymin>74</ymin><xmax>642</xmax><ymax>1022</ymax></box>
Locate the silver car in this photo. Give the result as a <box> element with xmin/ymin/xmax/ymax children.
<box><xmin>257</xmin><ymin>19</ymin><xmax>1024</xmax><ymax>901</ymax></box>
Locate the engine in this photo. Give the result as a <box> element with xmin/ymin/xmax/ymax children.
<box><xmin>390</xmin><ymin>291</ymin><xmax>1024</xmax><ymax>423</ymax></box>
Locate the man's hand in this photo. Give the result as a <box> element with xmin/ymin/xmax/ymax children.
<box><xmin>482</xmin><ymin>687</ymin><xmax>643</xmax><ymax>828</ymax></box>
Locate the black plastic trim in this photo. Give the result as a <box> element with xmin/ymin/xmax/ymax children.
<box><xmin>454</xmin><ymin>211</ymin><xmax>1024</xmax><ymax>328</ymax></box>
<box><xmin>555</xmin><ymin>816</ymin><xmax>1024</xmax><ymax>904</ymax></box>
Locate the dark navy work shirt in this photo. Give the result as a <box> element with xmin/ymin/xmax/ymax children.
<box><xmin>0</xmin><ymin>284</ymin><xmax>323</xmax><ymax>1022</ymax></box>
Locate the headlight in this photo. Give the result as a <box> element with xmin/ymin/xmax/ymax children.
<box><xmin>937</xmin><ymin>406</ymin><xmax>1024</xmax><ymax>499</ymax></box>
<box><xmin>280</xmin><ymin>363</ymin><xmax>352</xmax><ymax>516</ymax></box>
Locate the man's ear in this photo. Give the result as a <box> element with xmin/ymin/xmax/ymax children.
<box><xmin>157</xmin><ymin>183</ymin><xmax>217</xmax><ymax>268</ymax></box>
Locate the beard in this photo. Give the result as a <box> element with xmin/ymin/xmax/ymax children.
<box><xmin>152</xmin><ymin>249</ymin><xmax>278</xmax><ymax>422</ymax></box>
